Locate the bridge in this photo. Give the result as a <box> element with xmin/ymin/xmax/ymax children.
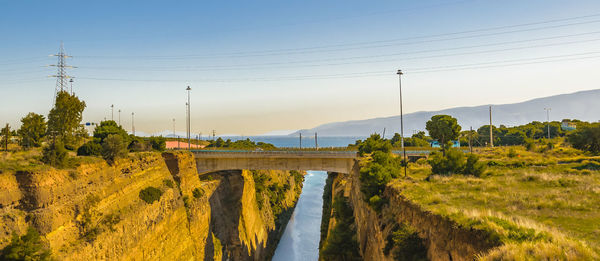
<box><xmin>191</xmin><ymin>150</ymin><xmax>432</xmax><ymax>174</ymax></box>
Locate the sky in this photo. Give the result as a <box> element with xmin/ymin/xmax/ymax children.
<box><xmin>2</xmin><ymin>0</ymin><xmax>600</xmax><ymax>136</ymax></box>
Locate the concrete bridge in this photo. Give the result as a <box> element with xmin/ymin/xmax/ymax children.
<box><xmin>192</xmin><ymin>150</ymin><xmax>432</xmax><ymax>174</ymax></box>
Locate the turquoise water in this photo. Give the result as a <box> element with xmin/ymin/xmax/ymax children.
<box><xmin>272</xmin><ymin>171</ymin><xmax>327</xmax><ymax>261</ymax></box>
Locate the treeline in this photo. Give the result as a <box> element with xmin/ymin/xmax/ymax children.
<box><xmin>77</xmin><ymin>120</ymin><xmax>166</xmax><ymax>164</ymax></box>
<box><xmin>1</xmin><ymin>91</ymin><xmax>166</xmax><ymax>167</ymax></box>
<box><xmin>206</xmin><ymin>137</ymin><xmax>275</xmax><ymax>150</ymax></box>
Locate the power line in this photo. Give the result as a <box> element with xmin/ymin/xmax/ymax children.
<box><xmin>72</xmin><ymin>51</ymin><xmax>600</xmax><ymax>83</ymax></box>
<box><xmin>76</xmin><ymin>31</ymin><xmax>600</xmax><ymax>71</ymax></box>
<box><xmin>76</xmin><ymin>14</ymin><xmax>600</xmax><ymax>60</ymax></box>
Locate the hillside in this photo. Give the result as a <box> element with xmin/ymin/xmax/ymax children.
<box><xmin>293</xmin><ymin>89</ymin><xmax>600</xmax><ymax>136</ymax></box>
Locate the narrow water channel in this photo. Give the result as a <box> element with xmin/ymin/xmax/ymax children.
<box><xmin>272</xmin><ymin>171</ymin><xmax>327</xmax><ymax>261</ymax></box>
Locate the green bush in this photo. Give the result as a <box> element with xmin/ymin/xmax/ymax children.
<box><xmin>568</xmin><ymin>123</ymin><xmax>600</xmax><ymax>154</ymax></box>
<box><xmin>192</xmin><ymin>187</ymin><xmax>204</xmax><ymax>198</ymax></box>
<box><xmin>384</xmin><ymin>223</ymin><xmax>427</xmax><ymax>260</ymax></box>
<box><xmin>139</xmin><ymin>186</ymin><xmax>163</xmax><ymax>204</ymax></box>
<box><xmin>357</xmin><ymin>134</ymin><xmax>392</xmax><ymax>156</ymax></box>
<box><xmin>359</xmin><ymin>151</ymin><xmax>401</xmax><ymax>210</ymax></box>
<box><xmin>77</xmin><ymin>141</ymin><xmax>102</xmax><ymax>156</ymax></box>
<box><xmin>429</xmin><ymin>149</ymin><xmax>486</xmax><ymax>176</ymax></box>
<box><xmin>41</xmin><ymin>140</ymin><xmax>69</xmax><ymax>168</ymax></box>
<box><xmin>507</xmin><ymin>148</ymin><xmax>517</xmax><ymax>158</ymax></box>
<box><xmin>163</xmin><ymin>179</ymin><xmax>175</xmax><ymax>188</ymax></box>
<box><xmin>464</xmin><ymin>154</ymin><xmax>486</xmax><ymax>177</ymax></box>
<box><xmin>102</xmin><ymin>134</ymin><xmax>128</xmax><ymax>165</ymax></box>
<box><xmin>0</xmin><ymin>227</ymin><xmax>51</xmax><ymax>261</ymax></box>
<box><xmin>148</xmin><ymin>136</ymin><xmax>166</xmax><ymax>151</ymax></box>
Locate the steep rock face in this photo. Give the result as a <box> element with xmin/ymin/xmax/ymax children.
<box><xmin>206</xmin><ymin>169</ymin><xmax>303</xmax><ymax>261</ymax></box>
<box><xmin>321</xmin><ymin>162</ymin><xmax>499</xmax><ymax>261</ymax></box>
<box><xmin>0</xmin><ymin>151</ymin><xmax>303</xmax><ymax>260</ymax></box>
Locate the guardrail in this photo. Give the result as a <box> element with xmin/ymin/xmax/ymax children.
<box><xmin>190</xmin><ymin>149</ymin><xmax>444</xmax><ymax>155</ymax></box>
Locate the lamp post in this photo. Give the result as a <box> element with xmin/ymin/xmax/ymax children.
<box><xmin>111</xmin><ymin>104</ymin><xmax>114</xmax><ymax>121</ymax></box>
<box><xmin>397</xmin><ymin>70</ymin><xmax>407</xmax><ymax>178</ymax></box>
<box><xmin>186</xmin><ymin>86</ymin><xmax>191</xmax><ymax>150</ymax></box>
<box><xmin>131</xmin><ymin>112</ymin><xmax>135</xmax><ymax>136</ymax></box>
<box><xmin>118</xmin><ymin>109</ymin><xmax>121</xmax><ymax>126</ymax></box>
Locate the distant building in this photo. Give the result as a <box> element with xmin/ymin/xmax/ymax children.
<box><xmin>561</xmin><ymin>120</ymin><xmax>577</xmax><ymax>131</ymax></box>
<box><xmin>430</xmin><ymin>140</ymin><xmax>460</xmax><ymax>148</ymax></box>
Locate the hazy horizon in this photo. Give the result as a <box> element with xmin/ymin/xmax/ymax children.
<box><xmin>3</xmin><ymin>0</ymin><xmax>600</xmax><ymax>135</ymax></box>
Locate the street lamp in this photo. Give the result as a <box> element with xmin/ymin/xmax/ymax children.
<box><xmin>397</xmin><ymin>70</ymin><xmax>407</xmax><ymax>178</ymax></box>
<box><xmin>131</xmin><ymin>112</ymin><xmax>135</xmax><ymax>136</ymax></box>
<box><xmin>118</xmin><ymin>109</ymin><xmax>121</xmax><ymax>126</ymax></box>
<box><xmin>186</xmin><ymin>86</ymin><xmax>191</xmax><ymax>150</ymax></box>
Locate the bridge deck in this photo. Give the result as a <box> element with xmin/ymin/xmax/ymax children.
<box><xmin>190</xmin><ymin>150</ymin><xmax>435</xmax><ymax>158</ymax></box>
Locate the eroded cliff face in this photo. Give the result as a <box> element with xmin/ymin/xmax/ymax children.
<box><xmin>321</xmin><ymin>163</ymin><xmax>500</xmax><ymax>261</ymax></box>
<box><xmin>0</xmin><ymin>151</ymin><xmax>302</xmax><ymax>260</ymax></box>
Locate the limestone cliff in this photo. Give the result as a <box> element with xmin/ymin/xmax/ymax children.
<box><xmin>0</xmin><ymin>151</ymin><xmax>303</xmax><ymax>260</ymax></box>
<box><xmin>320</xmin><ymin>163</ymin><xmax>500</xmax><ymax>261</ymax></box>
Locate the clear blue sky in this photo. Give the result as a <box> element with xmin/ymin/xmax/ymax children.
<box><xmin>2</xmin><ymin>0</ymin><xmax>600</xmax><ymax>135</ymax></box>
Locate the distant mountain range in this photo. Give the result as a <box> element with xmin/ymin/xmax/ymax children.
<box><xmin>292</xmin><ymin>89</ymin><xmax>600</xmax><ymax>137</ymax></box>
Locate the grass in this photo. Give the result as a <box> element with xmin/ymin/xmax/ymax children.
<box><xmin>391</xmin><ymin>141</ymin><xmax>600</xmax><ymax>259</ymax></box>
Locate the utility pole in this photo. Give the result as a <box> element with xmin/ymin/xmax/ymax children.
<box><xmin>299</xmin><ymin>133</ymin><xmax>302</xmax><ymax>149</ymax></box>
<box><xmin>315</xmin><ymin>132</ymin><xmax>318</xmax><ymax>150</ymax></box>
<box><xmin>212</xmin><ymin>130</ymin><xmax>216</xmax><ymax>141</ymax></box>
<box><xmin>382</xmin><ymin>127</ymin><xmax>386</xmax><ymax>139</ymax></box>
<box><xmin>111</xmin><ymin>105</ymin><xmax>114</xmax><ymax>121</ymax></box>
<box><xmin>397</xmin><ymin>70</ymin><xmax>407</xmax><ymax>178</ymax></box>
<box><xmin>172</xmin><ymin>119</ymin><xmax>176</xmax><ymax>138</ymax></box>
<box><xmin>544</xmin><ymin>108</ymin><xmax>551</xmax><ymax>139</ymax></box>
<box><xmin>131</xmin><ymin>112</ymin><xmax>135</xmax><ymax>136</ymax></box>
<box><xmin>118</xmin><ymin>109</ymin><xmax>121</xmax><ymax>126</ymax></box>
<box><xmin>186</xmin><ymin>86</ymin><xmax>191</xmax><ymax>150</ymax></box>
<box><xmin>469</xmin><ymin>126</ymin><xmax>473</xmax><ymax>154</ymax></box>
<box><xmin>489</xmin><ymin>105</ymin><xmax>494</xmax><ymax>147</ymax></box>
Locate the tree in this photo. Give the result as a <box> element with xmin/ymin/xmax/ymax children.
<box><xmin>93</xmin><ymin>120</ymin><xmax>129</xmax><ymax>144</ymax></box>
<box><xmin>1</xmin><ymin>123</ymin><xmax>10</xmax><ymax>151</ymax></box>
<box><xmin>0</xmin><ymin>227</ymin><xmax>52</xmax><ymax>261</ymax></box>
<box><xmin>41</xmin><ymin>140</ymin><xmax>68</xmax><ymax>168</ymax></box>
<box><xmin>568</xmin><ymin>123</ymin><xmax>600</xmax><ymax>154</ymax></box>
<box><xmin>77</xmin><ymin>141</ymin><xmax>102</xmax><ymax>156</ymax></box>
<box><xmin>148</xmin><ymin>136</ymin><xmax>166</xmax><ymax>151</ymax></box>
<box><xmin>18</xmin><ymin>113</ymin><xmax>47</xmax><ymax>148</ymax></box>
<box><xmin>426</xmin><ymin>115</ymin><xmax>461</xmax><ymax>155</ymax></box>
<box><xmin>101</xmin><ymin>134</ymin><xmax>128</xmax><ymax>165</ymax></box>
<box><xmin>47</xmin><ymin>91</ymin><xmax>86</xmax><ymax>148</ymax></box>
<box><xmin>357</xmin><ymin>134</ymin><xmax>392</xmax><ymax>156</ymax></box>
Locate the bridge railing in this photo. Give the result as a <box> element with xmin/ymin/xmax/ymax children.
<box><xmin>190</xmin><ymin>149</ymin><xmax>451</xmax><ymax>156</ymax></box>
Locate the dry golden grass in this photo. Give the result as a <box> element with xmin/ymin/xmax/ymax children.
<box><xmin>391</xmin><ymin>143</ymin><xmax>600</xmax><ymax>259</ymax></box>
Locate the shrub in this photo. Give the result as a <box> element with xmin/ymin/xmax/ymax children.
<box><xmin>359</xmin><ymin>151</ymin><xmax>401</xmax><ymax>210</ymax></box>
<box><xmin>0</xmin><ymin>227</ymin><xmax>51</xmax><ymax>261</ymax></box>
<box><xmin>428</xmin><ymin>149</ymin><xmax>464</xmax><ymax>175</ymax></box>
<box><xmin>384</xmin><ymin>223</ymin><xmax>427</xmax><ymax>260</ymax></box>
<box><xmin>139</xmin><ymin>186</ymin><xmax>163</xmax><ymax>204</ymax></box>
<box><xmin>357</xmin><ymin>134</ymin><xmax>392</xmax><ymax>156</ymax></box>
<box><xmin>148</xmin><ymin>136</ymin><xmax>166</xmax><ymax>151</ymax></box>
<box><xmin>102</xmin><ymin>134</ymin><xmax>128</xmax><ymax>165</ymax></box>
<box><xmin>41</xmin><ymin>140</ymin><xmax>68</xmax><ymax>168</ymax></box>
<box><xmin>568</xmin><ymin>123</ymin><xmax>600</xmax><ymax>154</ymax></box>
<box><xmin>429</xmin><ymin>149</ymin><xmax>486</xmax><ymax>176</ymax></box>
<box><xmin>507</xmin><ymin>148</ymin><xmax>517</xmax><ymax>158</ymax></box>
<box><xmin>192</xmin><ymin>187</ymin><xmax>204</xmax><ymax>198</ymax></box>
<box><xmin>464</xmin><ymin>154</ymin><xmax>486</xmax><ymax>177</ymax></box>
<box><xmin>77</xmin><ymin>141</ymin><xmax>102</xmax><ymax>156</ymax></box>
<box><xmin>163</xmin><ymin>179</ymin><xmax>175</xmax><ymax>188</ymax></box>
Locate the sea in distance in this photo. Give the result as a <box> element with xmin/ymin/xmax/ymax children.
<box><xmin>201</xmin><ymin>135</ymin><xmax>367</xmax><ymax>148</ymax></box>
